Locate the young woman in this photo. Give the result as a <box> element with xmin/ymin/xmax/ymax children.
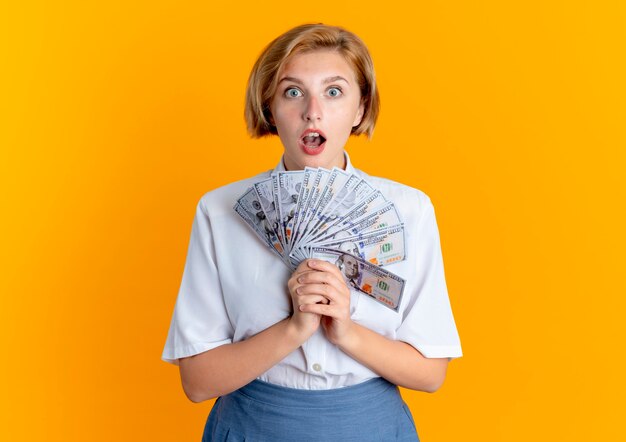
<box><xmin>162</xmin><ymin>23</ymin><xmax>462</xmax><ymax>441</ymax></box>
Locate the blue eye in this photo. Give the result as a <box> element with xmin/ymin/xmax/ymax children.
<box><xmin>285</xmin><ymin>88</ymin><xmax>302</xmax><ymax>98</ymax></box>
<box><xmin>328</xmin><ymin>87</ymin><xmax>342</xmax><ymax>97</ymax></box>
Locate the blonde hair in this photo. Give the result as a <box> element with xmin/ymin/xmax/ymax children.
<box><xmin>245</xmin><ymin>23</ymin><xmax>379</xmax><ymax>139</ymax></box>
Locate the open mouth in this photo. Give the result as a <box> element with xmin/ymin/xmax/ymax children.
<box><xmin>302</xmin><ymin>132</ymin><xmax>326</xmax><ymax>148</ymax></box>
<box><xmin>299</xmin><ymin>130</ymin><xmax>327</xmax><ymax>155</ymax></box>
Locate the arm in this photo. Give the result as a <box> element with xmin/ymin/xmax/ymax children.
<box><xmin>335</xmin><ymin>323</ymin><xmax>448</xmax><ymax>393</ymax></box>
<box><xmin>297</xmin><ymin>259</ymin><xmax>449</xmax><ymax>393</ymax></box>
<box><xmin>179</xmin><ymin>260</ymin><xmax>329</xmax><ymax>403</ymax></box>
<box><xmin>179</xmin><ymin>318</ymin><xmax>307</xmax><ymax>403</ymax></box>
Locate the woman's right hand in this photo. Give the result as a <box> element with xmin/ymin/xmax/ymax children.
<box><xmin>287</xmin><ymin>259</ymin><xmax>326</xmax><ymax>339</ymax></box>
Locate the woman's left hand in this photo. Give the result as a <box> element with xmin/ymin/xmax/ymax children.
<box><xmin>296</xmin><ymin>259</ymin><xmax>354</xmax><ymax>346</ymax></box>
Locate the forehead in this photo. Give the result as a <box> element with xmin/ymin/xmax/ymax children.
<box><xmin>279</xmin><ymin>50</ymin><xmax>357</xmax><ymax>82</ymax></box>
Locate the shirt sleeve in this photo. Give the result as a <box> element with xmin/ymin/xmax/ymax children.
<box><xmin>396</xmin><ymin>199</ymin><xmax>463</xmax><ymax>359</ymax></box>
<box><xmin>161</xmin><ymin>199</ymin><xmax>234</xmax><ymax>365</ymax></box>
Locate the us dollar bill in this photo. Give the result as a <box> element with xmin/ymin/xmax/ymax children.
<box><xmin>293</xmin><ymin>168</ymin><xmax>331</xmax><ymax>246</ymax></box>
<box><xmin>309</xmin><ymin>247</ymin><xmax>405</xmax><ymax>311</ymax></box>
<box><xmin>234</xmin><ymin>168</ymin><xmax>408</xmax><ymax>303</ymax></box>
<box><xmin>314</xmin><ymin>224</ymin><xmax>406</xmax><ymax>267</ymax></box>
<box><xmin>304</xmin><ymin>176</ymin><xmax>374</xmax><ymax>242</ymax></box>
<box><xmin>275</xmin><ymin>170</ymin><xmax>305</xmax><ymax>247</ymax></box>
<box><xmin>297</xmin><ymin>167</ymin><xmax>352</xmax><ymax>245</ymax></box>
<box><xmin>305</xmin><ymin>190</ymin><xmax>387</xmax><ymax>244</ymax></box>
<box><xmin>311</xmin><ymin>201</ymin><xmax>402</xmax><ymax>244</ymax></box>
<box><xmin>235</xmin><ymin>188</ymin><xmax>284</xmax><ymax>255</ymax></box>
<box><xmin>234</xmin><ymin>202</ymin><xmax>294</xmax><ymax>268</ymax></box>
<box><xmin>321</xmin><ymin>177</ymin><xmax>375</xmax><ymax>228</ymax></box>
<box><xmin>253</xmin><ymin>177</ymin><xmax>285</xmax><ymax>248</ymax></box>
<box><xmin>289</xmin><ymin>167</ymin><xmax>316</xmax><ymax>247</ymax></box>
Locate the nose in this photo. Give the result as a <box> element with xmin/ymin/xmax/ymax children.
<box><xmin>303</xmin><ymin>96</ymin><xmax>322</xmax><ymax>122</ymax></box>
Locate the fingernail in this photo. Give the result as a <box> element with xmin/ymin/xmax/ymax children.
<box><xmin>308</xmin><ymin>259</ymin><xmax>317</xmax><ymax>267</ymax></box>
<box><xmin>299</xmin><ymin>305</ymin><xmax>305</xmax><ymax>311</ymax></box>
<box><xmin>297</xmin><ymin>277</ymin><xmax>304</xmax><ymax>283</ymax></box>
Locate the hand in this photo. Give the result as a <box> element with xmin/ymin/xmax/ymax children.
<box><xmin>286</xmin><ymin>260</ymin><xmax>326</xmax><ymax>340</ymax></box>
<box><xmin>297</xmin><ymin>259</ymin><xmax>355</xmax><ymax>346</ymax></box>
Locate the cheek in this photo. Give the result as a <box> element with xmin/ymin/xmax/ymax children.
<box><xmin>273</xmin><ymin>107</ymin><xmax>300</xmax><ymax>130</ymax></box>
<box><xmin>334</xmin><ymin>104</ymin><xmax>361</xmax><ymax>129</ymax></box>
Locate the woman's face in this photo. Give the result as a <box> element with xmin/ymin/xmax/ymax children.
<box><xmin>270</xmin><ymin>50</ymin><xmax>365</xmax><ymax>171</ymax></box>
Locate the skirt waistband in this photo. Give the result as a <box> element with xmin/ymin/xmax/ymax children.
<box><xmin>234</xmin><ymin>377</ymin><xmax>397</xmax><ymax>408</ymax></box>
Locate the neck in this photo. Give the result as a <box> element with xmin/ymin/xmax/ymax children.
<box><xmin>283</xmin><ymin>152</ymin><xmax>346</xmax><ymax>171</ymax></box>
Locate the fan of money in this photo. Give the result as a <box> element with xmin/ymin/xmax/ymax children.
<box><xmin>234</xmin><ymin>166</ymin><xmax>407</xmax><ymax>311</ymax></box>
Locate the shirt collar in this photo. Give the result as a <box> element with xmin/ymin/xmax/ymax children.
<box><xmin>272</xmin><ymin>151</ymin><xmax>357</xmax><ymax>175</ymax></box>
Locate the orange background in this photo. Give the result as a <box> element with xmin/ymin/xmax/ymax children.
<box><xmin>1</xmin><ymin>1</ymin><xmax>625</xmax><ymax>440</ymax></box>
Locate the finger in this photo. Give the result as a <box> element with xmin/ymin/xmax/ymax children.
<box><xmin>299</xmin><ymin>302</ymin><xmax>342</xmax><ymax>317</ymax></box>
<box><xmin>297</xmin><ymin>283</ymin><xmax>344</xmax><ymax>305</ymax></box>
<box><xmin>289</xmin><ymin>269</ymin><xmax>321</xmax><ymax>291</ymax></box>
<box><xmin>295</xmin><ymin>260</ymin><xmax>311</xmax><ymax>272</ymax></box>
<box><xmin>297</xmin><ymin>271</ymin><xmax>349</xmax><ymax>296</ymax></box>
<box><xmin>307</xmin><ymin>259</ymin><xmax>344</xmax><ymax>279</ymax></box>
<box><xmin>296</xmin><ymin>294</ymin><xmax>329</xmax><ymax>306</ymax></box>
<box><xmin>293</xmin><ymin>262</ymin><xmax>319</xmax><ymax>279</ymax></box>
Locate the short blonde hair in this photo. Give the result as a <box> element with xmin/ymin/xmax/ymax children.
<box><xmin>245</xmin><ymin>23</ymin><xmax>379</xmax><ymax>139</ymax></box>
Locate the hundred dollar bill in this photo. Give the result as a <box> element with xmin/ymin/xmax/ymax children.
<box><xmin>313</xmin><ymin>224</ymin><xmax>406</xmax><ymax>266</ymax></box>
<box><xmin>288</xmin><ymin>167</ymin><xmax>316</xmax><ymax>248</ymax></box>
<box><xmin>297</xmin><ymin>167</ymin><xmax>345</xmax><ymax>244</ymax></box>
<box><xmin>253</xmin><ymin>177</ymin><xmax>285</xmax><ymax>248</ymax></box>
<box><xmin>234</xmin><ymin>167</ymin><xmax>406</xmax><ymax>274</ymax></box>
<box><xmin>291</xmin><ymin>221</ymin><xmax>405</xmax><ymax>266</ymax></box>
<box><xmin>304</xmin><ymin>176</ymin><xmax>373</xmax><ymax>243</ymax></box>
<box><xmin>297</xmin><ymin>167</ymin><xmax>352</xmax><ymax>245</ymax></box>
<box><xmin>293</xmin><ymin>168</ymin><xmax>331</xmax><ymax>247</ymax></box>
<box><xmin>291</xmin><ymin>199</ymin><xmax>399</xmax><ymax>263</ymax></box>
<box><xmin>234</xmin><ymin>202</ymin><xmax>293</xmax><ymax>269</ymax></box>
<box><xmin>236</xmin><ymin>187</ymin><xmax>284</xmax><ymax>255</ymax></box>
<box><xmin>274</xmin><ymin>170</ymin><xmax>305</xmax><ymax>247</ymax></box>
<box><xmin>280</xmin><ymin>168</ymin><xmax>330</xmax><ymax>263</ymax></box>
<box><xmin>311</xmin><ymin>201</ymin><xmax>402</xmax><ymax>244</ymax></box>
<box><xmin>322</xmin><ymin>177</ymin><xmax>375</xmax><ymax>225</ymax></box>
<box><xmin>305</xmin><ymin>190</ymin><xmax>387</xmax><ymax>244</ymax></box>
<box><xmin>309</xmin><ymin>247</ymin><xmax>405</xmax><ymax>311</ymax></box>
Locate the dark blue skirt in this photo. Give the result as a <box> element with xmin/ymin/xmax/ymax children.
<box><xmin>202</xmin><ymin>377</ymin><xmax>419</xmax><ymax>441</ymax></box>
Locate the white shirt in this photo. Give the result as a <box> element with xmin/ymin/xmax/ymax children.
<box><xmin>162</xmin><ymin>153</ymin><xmax>462</xmax><ymax>390</ymax></box>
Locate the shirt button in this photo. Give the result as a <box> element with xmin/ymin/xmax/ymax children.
<box><xmin>312</xmin><ymin>363</ymin><xmax>322</xmax><ymax>372</ymax></box>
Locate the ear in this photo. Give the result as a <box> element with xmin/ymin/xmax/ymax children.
<box><xmin>352</xmin><ymin>100</ymin><xmax>365</xmax><ymax>127</ymax></box>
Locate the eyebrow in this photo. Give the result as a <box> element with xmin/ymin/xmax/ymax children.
<box><xmin>277</xmin><ymin>75</ymin><xmax>350</xmax><ymax>86</ymax></box>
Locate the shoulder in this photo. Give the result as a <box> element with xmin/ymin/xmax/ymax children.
<box><xmin>197</xmin><ymin>170</ymin><xmax>272</xmax><ymax>217</ymax></box>
<box><xmin>353</xmin><ymin>168</ymin><xmax>435</xmax><ymax>220</ymax></box>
